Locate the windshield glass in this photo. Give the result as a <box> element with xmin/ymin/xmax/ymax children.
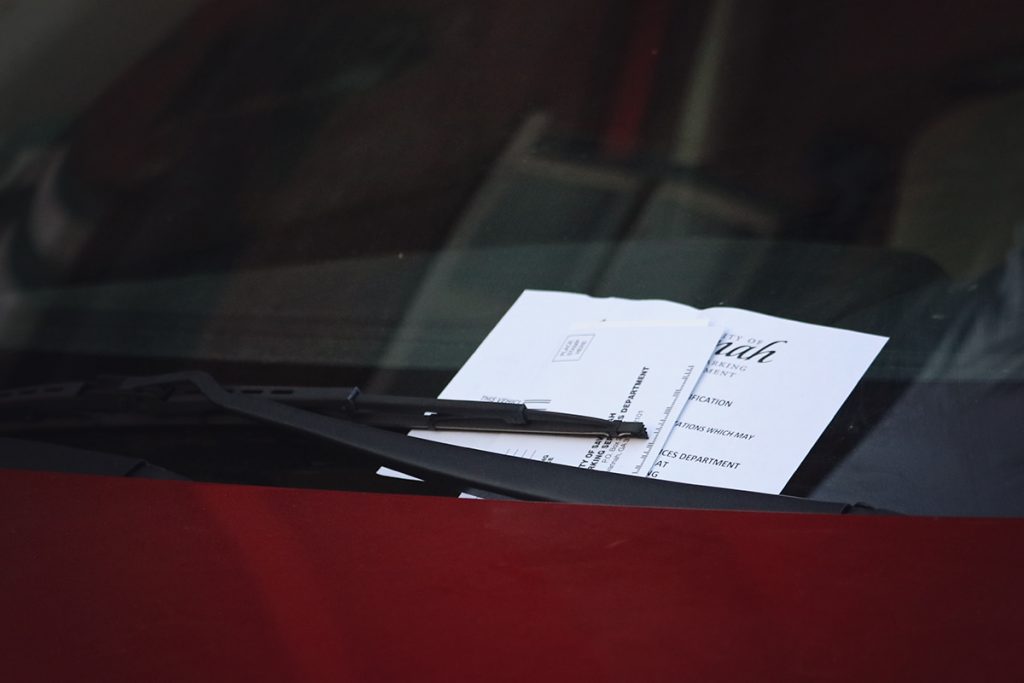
<box><xmin>2</xmin><ymin>0</ymin><xmax>1023</xmax><ymax>515</ymax></box>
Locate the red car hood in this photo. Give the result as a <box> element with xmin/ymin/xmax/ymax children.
<box><xmin>1</xmin><ymin>468</ymin><xmax>1021</xmax><ymax>681</ymax></box>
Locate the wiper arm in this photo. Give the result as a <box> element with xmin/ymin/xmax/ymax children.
<box><xmin>0</xmin><ymin>371</ymin><xmax>882</xmax><ymax>513</ymax></box>
<box><xmin>0</xmin><ymin>374</ymin><xmax>646</xmax><ymax>438</ymax></box>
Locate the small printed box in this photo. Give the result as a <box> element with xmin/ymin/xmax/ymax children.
<box><xmin>552</xmin><ymin>333</ymin><xmax>595</xmax><ymax>362</ymax></box>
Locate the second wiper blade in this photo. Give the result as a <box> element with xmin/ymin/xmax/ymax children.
<box><xmin>0</xmin><ymin>371</ymin><xmax>880</xmax><ymax>513</ymax></box>
<box><xmin>0</xmin><ymin>375</ymin><xmax>647</xmax><ymax>438</ymax></box>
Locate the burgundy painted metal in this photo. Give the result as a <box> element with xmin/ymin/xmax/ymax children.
<box><xmin>2</xmin><ymin>469</ymin><xmax>1021</xmax><ymax>681</ymax></box>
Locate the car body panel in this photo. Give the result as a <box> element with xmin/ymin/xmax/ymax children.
<box><xmin>2</xmin><ymin>468</ymin><xmax>1021</xmax><ymax>681</ymax></box>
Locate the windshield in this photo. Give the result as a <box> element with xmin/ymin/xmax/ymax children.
<box><xmin>2</xmin><ymin>0</ymin><xmax>1023</xmax><ymax>515</ymax></box>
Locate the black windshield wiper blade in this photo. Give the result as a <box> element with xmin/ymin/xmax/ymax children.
<box><xmin>0</xmin><ymin>371</ymin><xmax>882</xmax><ymax>513</ymax></box>
<box><xmin>0</xmin><ymin>375</ymin><xmax>646</xmax><ymax>438</ymax></box>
